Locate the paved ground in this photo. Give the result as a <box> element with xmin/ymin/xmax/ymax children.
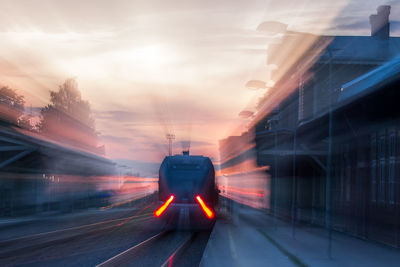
<box><xmin>200</xmin><ymin>219</ymin><xmax>296</xmax><ymax>267</ymax></box>
<box><xmin>201</xmin><ymin>204</ymin><xmax>400</xmax><ymax>267</ymax></box>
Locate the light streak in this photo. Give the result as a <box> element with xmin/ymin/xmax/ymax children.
<box><xmin>196</xmin><ymin>195</ymin><xmax>214</xmax><ymax>219</ymax></box>
<box><xmin>154</xmin><ymin>195</ymin><xmax>174</xmax><ymax>217</ymax></box>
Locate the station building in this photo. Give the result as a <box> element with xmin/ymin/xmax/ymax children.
<box><xmin>0</xmin><ymin>123</ymin><xmax>116</xmax><ymax>216</ymax></box>
<box><xmin>220</xmin><ymin>5</ymin><xmax>400</xmax><ymax>246</ymax></box>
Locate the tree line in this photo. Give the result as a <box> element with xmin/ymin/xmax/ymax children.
<box><xmin>0</xmin><ymin>79</ymin><xmax>101</xmax><ymax>154</ymax></box>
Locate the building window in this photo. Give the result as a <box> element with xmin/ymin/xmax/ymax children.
<box><xmin>389</xmin><ymin>132</ymin><xmax>396</xmax><ymax>157</ymax></box>
<box><xmin>389</xmin><ymin>131</ymin><xmax>396</xmax><ymax>204</ymax></box>
<box><xmin>389</xmin><ymin>160</ymin><xmax>395</xmax><ymax>204</ymax></box>
<box><xmin>346</xmin><ymin>165</ymin><xmax>351</xmax><ymax>202</ymax></box>
<box><xmin>344</xmin><ymin>145</ymin><xmax>351</xmax><ymax>203</ymax></box>
<box><xmin>371</xmin><ymin>134</ymin><xmax>377</xmax><ymax>203</ymax></box>
<box><xmin>298</xmin><ymin>85</ymin><xmax>304</xmax><ymax>121</ymax></box>
<box><xmin>313</xmin><ymin>82</ymin><xmax>318</xmax><ymax>116</ymax></box>
<box><xmin>378</xmin><ymin>134</ymin><xmax>385</xmax><ymax>159</ymax></box>
<box><xmin>340</xmin><ymin>150</ymin><xmax>346</xmax><ymax>202</ymax></box>
<box><xmin>378</xmin><ymin>133</ymin><xmax>386</xmax><ymax>203</ymax></box>
<box><xmin>379</xmin><ymin>160</ymin><xmax>385</xmax><ymax>203</ymax></box>
<box><xmin>371</xmin><ymin>161</ymin><xmax>377</xmax><ymax>202</ymax></box>
<box><xmin>371</xmin><ymin>134</ymin><xmax>376</xmax><ymax>159</ymax></box>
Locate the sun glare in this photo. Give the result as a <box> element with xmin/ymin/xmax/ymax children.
<box><xmin>133</xmin><ymin>45</ymin><xmax>166</xmax><ymax>67</ymax></box>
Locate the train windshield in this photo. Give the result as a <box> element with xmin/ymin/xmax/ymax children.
<box><xmin>166</xmin><ymin>164</ymin><xmax>208</xmax><ymax>201</ymax></box>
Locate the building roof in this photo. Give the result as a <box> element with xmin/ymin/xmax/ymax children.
<box><xmin>318</xmin><ymin>36</ymin><xmax>400</xmax><ymax>65</ymax></box>
<box><xmin>338</xmin><ymin>57</ymin><xmax>400</xmax><ymax>105</ymax></box>
<box><xmin>298</xmin><ymin>57</ymin><xmax>400</xmax><ymax>130</ymax></box>
<box><xmin>0</xmin><ymin>126</ymin><xmax>115</xmax><ymax>175</ymax></box>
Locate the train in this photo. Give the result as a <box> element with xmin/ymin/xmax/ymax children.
<box><xmin>154</xmin><ymin>151</ymin><xmax>218</xmax><ymax>229</ymax></box>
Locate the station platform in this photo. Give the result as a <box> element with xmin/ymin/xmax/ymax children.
<box><xmin>200</xmin><ymin>206</ymin><xmax>400</xmax><ymax>267</ymax></box>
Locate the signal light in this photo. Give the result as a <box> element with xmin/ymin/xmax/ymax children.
<box><xmin>196</xmin><ymin>195</ymin><xmax>214</xmax><ymax>219</ymax></box>
<box><xmin>154</xmin><ymin>195</ymin><xmax>174</xmax><ymax>217</ymax></box>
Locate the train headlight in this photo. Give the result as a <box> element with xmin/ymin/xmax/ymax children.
<box><xmin>154</xmin><ymin>195</ymin><xmax>175</xmax><ymax>217</ymax></box>
<box><xmin>196</xmin><ymin>195</ymin><xmax>214</xmax><ymax>219</ymax></box>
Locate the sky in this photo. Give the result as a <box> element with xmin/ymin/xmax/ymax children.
<box><xmin>0</xmin><ymin>0</ymin><xmax>398</xmax><ymax>169</ymax></box>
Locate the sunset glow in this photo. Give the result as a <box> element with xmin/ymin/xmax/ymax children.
<box><xmin>1</xmin><ymin>0</ymin><xmax>398</xmax><ymax>168</ymax></box>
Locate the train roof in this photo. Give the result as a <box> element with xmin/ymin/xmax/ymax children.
<box><xmin>162</xmin><ymin>154</ymin><xmax>213</xmax><ymax>167</ymax></box>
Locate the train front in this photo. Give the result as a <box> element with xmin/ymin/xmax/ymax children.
<box><xmin>155</xmin><ymin>153</ymin><xmax>216</xmax><ymax>229</ymax></box>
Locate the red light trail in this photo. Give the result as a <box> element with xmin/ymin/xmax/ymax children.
<box><xmin>154</xmin><ymin>195</ymin><xmax>174</xmax><ymax>217</ymax></box>
<box><xmin>196</xmin><ymin>195</ymin><xmax>214</xmax><ymax>219</ymax></box>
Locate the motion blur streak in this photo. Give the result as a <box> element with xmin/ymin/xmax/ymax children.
<box><xmin>100</xmin><ymin>176</ymin><xmax>158</xmax><ymax>210</ymax></box>
<box><xmin>116</xmin><ymin>202</ymin><xmax>154</xmax><ymax>226</ymax></box>
<box><xmin>196</xmin><ymin>195</ymin><xmax>214</xmax><ymax>219</ymax></box>
<box><xmin>218</xmin><ymin>132</ymin><xmax>269</xmax><ymax>209</ymax></box>
<box><xmin>154</xmin><ymin>195</ymin><xmax>174</xmax><ymax>217</ymax></box>
<box><xmin>219</xmin><ymin>186</ymin><xmax>264</xmax><ymax>197</ymax></box>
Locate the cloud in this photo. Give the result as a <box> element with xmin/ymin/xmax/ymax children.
<box><xmin>179</xmin><ymin>140</ymin><xmax>214</xmax><ymax>147</ymax></box>
<box><xmin>391</xmin><ymin>21</ymin><xmax>400</xmax><ymax>35</ymax></box>
<box><xmin>99</xmin><ymin>134</ymin><xmax>135</xmax><ymax>144</ymax></box>
<box><xmin>113</xmin><ymin>158</ymin><xmax>160</xmax><ymax>177</ymax></box>
<box><xmin>94</xmin><ymin>110</ymin><xmax>140</xmax><ymax>122</ymax></box>
<box><xmin>329</xmin><ymin>19</ymin><xmax>370</xmax><ymax>32</ymax></box>
<box><xmin>5</xmin><ymin>0</ymin><xmax>392</xmax><ymax>164</ymax></box>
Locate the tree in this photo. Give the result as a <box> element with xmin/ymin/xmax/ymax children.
<box><xmin>39</xmin><ymin>78</ymin><xmax>99</xmax><ymax>152</ymax></box>
<box><xmin>41</xmin><ymin>79</ymin><xmax>95</xmax><ymax>128</ymax></box>
<box><xmin>17</xmin><ymin>114</ymin><xmax>35</xmax><ymax>131</ymax></box>
<box><xmin>0</xmin><ymin>85</ymin><xmax>25</xmax><ymax>125</ymax></box>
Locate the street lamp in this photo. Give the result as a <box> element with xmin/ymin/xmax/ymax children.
<box><xmin>325</xmin><ymin>47</ymin><xmax>335</xmax><ymax>258</ymax></box>
<box><xmin>257</xmin><ymin>21</ymin><xmax>288</xmax><ymax>35</ymax></box>
<box><xmin>245</xmin><ymin>80</ymin><xmax>268</xmax><ymax>90</ymax></box>
<box><xmin>238</xmin><ymin>110</ymin><xmax>254</xmax><ymax>119</ymax></box>
<box><xmin>166</xmin><ymin>133</ymin><xmax>175</xmax><ymax>156</ymax></box>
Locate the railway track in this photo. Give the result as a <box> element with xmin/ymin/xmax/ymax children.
<box><xmin>0</xmin><ymin>213</ymin><xmax>152</xmax><ymax>258</ymax></box>
<box><xmin>0</xmin><ymin>203</ymin><xmax>213</xmax><ymax>267</ymax></box>
<box><xmin>97</xmin><ymin>229</ymin><xmax>211</xmax><ymax>267</ymax></box>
